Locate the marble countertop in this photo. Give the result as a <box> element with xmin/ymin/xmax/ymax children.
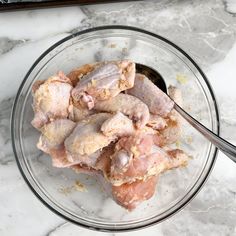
<box><xmin>1</xmin><ymin>0</ymin><xmax>236</xmax><ymax>235</ymax></box>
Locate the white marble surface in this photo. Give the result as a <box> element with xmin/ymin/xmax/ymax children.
<box><xmin>0</xmin><ymin>0</ymin><xmax>236</xmax><ymax>235</ymax></box>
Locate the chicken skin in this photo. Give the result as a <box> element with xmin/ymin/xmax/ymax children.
<box><xmin>101</xmin><ymin>112</ymin><xmax>135</xmax><ymax>137</ymax></box>
<box><xmin>65</xmin><ymin>112</ymin><xmax>136</xmax><ymax>164</ymax></box>
<box><xmin>109</xmin><ymin>134</ymin><xmax>188</xmax><ymax>186</ymax></box>
<box><xmin>112</xmin><ymin>176</ymin><xmax>158</xmax><ymax>210</ymax></box>
<box><xmin>65</xmin><ymin>113</ymin><xmax>112</xmax><ymax>158</ymax></box>
<box><xmin>147</xmin><ymin>114</ymin><xmax>167</xmax><ymax>131</ymax></box>
<box><xmin>67</xmin><ymin>63</ymin><xmax>96</xmax><ymax>86</ymax></box>
<box><xmin>37</xmin><ymin>119</ymin><xmax>76</xmax><ymax>153</ymax></box>
<box><xmin>31</xmin><ymin>72</ymin><xmax>72</xmax><ymax>129</ymax></box>
<box><xmin>127</xmin><ymin>73</ymin><xmax>174</xmax><ymax>117</ymax></box>
<box><xmin>68</xmin><ymin>103</ymin><xmax>96</xmax><ymax>122</ymax></box>
<box><xmin>153</xmin><ymin>86</ymin><xmax>183</xmax><ymax>147</ymax></box>
<box><xmin>94</xmin><ymin>93</ymin><xmax>150</xmax><ymax>129</ymax></box>
<box><xmin>72</xmin><ymin>60</ymin><xmax>135</xmax><ymax>109</ymax></box>
<box><xmin>37</xmin><ymin>119</ymin><xmax>76</xmax><ymax>167</ymax></box>
<box><xmin>109</xmin><ymin>134</ymin><xmax>153</xmax><ymax>185</ymax></box>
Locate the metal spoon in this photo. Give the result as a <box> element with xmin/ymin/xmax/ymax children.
<box><xmin>136</xmin><ymin>63</ymin><xmax>236</xmax><ymax>163</ymax></box>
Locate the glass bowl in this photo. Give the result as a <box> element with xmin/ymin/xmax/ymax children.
<box><xmin>11</xmin><ymin>26</ymin><xmax>219</xmax><ymax>232</ymax></box>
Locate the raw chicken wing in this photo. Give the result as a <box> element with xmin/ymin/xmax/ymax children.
<box><xmin>101</xmin><ymin>112</ymin><xmax>135</xmax><ymax>137</ymax></box>
<box><xmin>65</xmin><ymin>113</ymin><xmax>112</xmax><ymax>159</ymax></box>
<box><xmin>127</xmin><ymin>73</ymin><xmax>174</xmax><ymax>117</ymax></box>
<box><xmin>109</xmin><ymin>134</ymin><xmax>153</xmax><ymax>185</ymax></box>
<box><xmin>72</xmin><ymin>60</ymin><xmax>135</xmax><ymax>109</ymax></box>
<box><xmin>37</xmin><ymin>119</ymin><xmax>76</xmax><ymax>153</ymax></box>
<box><xmin>37</xmin><ymin>119</ymin><xmax>76</xmax><ymax>167</ymax></box>
<box><xmin>94</xmin><ymin>93</ymin><xmax>150</xmax><ymax>128</ymax></box>
<box><xmin>31</xmin><ymin>72</ymin><xmax>72</xmax><ymax>129</ymax></box>
<box><xmin>109</xmin><ymin>132</ymin><xmax>188</xmax><ymax>186</ymax></box>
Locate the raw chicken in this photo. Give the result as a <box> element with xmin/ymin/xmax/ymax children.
<box><xmin>67</xmin><ymin>63</ymin><xmax>96</xmax><ymax>86</ymax></box>
<box><xmin>70</xmin><ymin>144</ymin><xmax>115</xmax><ymax>178</ymax></box>
<box><xmin>153</xmin><ymin>86</ymin><xmax>183</xmax><ymax>146</ymax></box>
<box><xmin>71</xmin><ymin>163</ymin><xmax>99</xmax><ymax>175</ymax></box>
<box><xmin>31</xmin><ymin>60</ymin><xmax>190</xmax><ymax>211</ymax></box>
<box><xmin>109</xmin><ymin>134</ymin><xmax>154</xmax><ymax>185</ymax></box>
<box><xmin>112</xmin><ymin>176</ymin><xmax>158</xmax><ymax>210</ymax></box>
<box><xmin>49</xmin><ymin>148</ymin><xmax>82</xmax><ymax>168</ymax></box>
<box><xmin>37</xmin><ymin>118</ymin><xmax>98</xmax><ymax>168</ymax></box>
<box><xmin>168</xmin><ymin>85</ymin><xmax>182</xmax><ymax>106</ymax></box>
<box><xmin>147</xmin><ymin>114</ymin><xmax>167</xmax><ymax>130</ymax></box>
<box><xmin>127</xmin><ymin>73</ymin><xmax>174</xmax><ymax>117</ymax></box>
<box><xmin>94</xmin><ymin>93</ymin><xmax>150</xmax><ymax>129</ymax></box>
<box><xmin>31</xmin><ymin>72</ymin><xmax>73</xmax><ymax>129</ymax></box>
<box><xmin>65</xmin><ymin>113</ymin><xmax>112</xmax><ymax>159</ymax></box>
<box><xmin>110</xmin><ymin>148</ymin><xmax>188</xmax><ymax>186</ymax></box>
<box><xmin>109</xmin><ymin>133</ymin><xmax>188</xmax><ymax>186</ymax></box>
<box><xmin>70</xmin><ymin>149</ymin><xmax>188</xmax><ymax>211</ymax></box>
<box><xmin>95</xmin><ymin>143</ymin><xmax>115</xmax><ymax>178</ymax></box>
<box><xmin>101</xmin><ymin>112</ymin><xmax>135</xmax><ymax>137</ymax></box>
<box><xmin>37</xmin><ymin>119</ymin><xmax>77</xmax><ymax>167</ymax></box>
<box><xmin>115</xmin><ymin>134</ymin><xmax>154</xmax><ymax>158</ymax></box>
<box><xmin>69</xmin><ymin>151</ymin><xmax>102</xmax><ymax>167</ymax></box>
<box><xmin>68</xmin><ymin>103</ymin><xmax>96</xmax><ymax>122</ymax></box>
<box><xmin>37</xmin><ymin>119</ymin><xmax>76</xmax><ymax>153</ymax></box>
<box><xmin>71</xmin><ymin>146</ymin><xmax>188</xmax><ymax>210</ymax></box>
<box><xmin>65</xmin><ymin>111</ymin><xmax>139</xmax><ymax>166</ymax></box>
<box><xmin>32</xmin><ymin>80</ymin><xmax>45</xmax><ymax>94</ymax></box>
<box><xmin>154</xmin><ymin>120</ymin><xmax>180</xmax><ymax>146</ymax></box>
<box><xmin>72</xmin><ymin>60</ymin><xmax>135</xmax><ymax>109</ymax></box>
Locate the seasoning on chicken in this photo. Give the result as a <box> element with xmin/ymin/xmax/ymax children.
<box><xmin>37</xmin><ymin>119</ymin><xmax>76</xmax><ymax>153</ymax></box>
<box><xmin>48</xmin><ymin>147</ymin><xmax>83</xmax><ymax>168</ymax></box>
<box><xmin>38</xmin><ymin>118</ymin><xmax>102</xmax><ymax>167</ymax></box>
<box><xmin>109</xmin><ymin>134</ymin><xmax>153</xmax><ymax>185</ymax></box>
<box><xmin>153</xmin><ymin>86</ymin><xmax>183</xmax><ymax>146</ymax></box>
<box><xmin>95</xmin><ymin>143</ymin><xmax>115</xmax><ymax>178</ymax></box>
<box><xmin>147</xmin><ymin>114</ymin><xmax>167</xmax><ymax>131</ymax></box>
<box><xmin>68</xmin><ymin>103</ymin><xmax>96</xmax><ymax>122</ymax></box>
<box><xmin>101</xmin><ymin>112</ymin><xmax>135</xmax><ymax>137</ymax></box>
<box><xmin>67</xmin><ymin>63</ymin><xmax>96</xmax><ymax>86</ymax></box>
<box><xmin>72</xmin><ymin>60</ymin><xmax>135</xmax><ymax>109</ymax></box>
<box><xmin>127</xmin><ymin>73</ymin><xmax>174</xmax><ymax>117</ymax></box>
<box><xmin>109</xmin><ymin>133</ymin><xmax>188</xmax><ymax>186</ymax></box>
<box><xmin>94</xmin><ymin>93</ymin><xmax>150</xmax><ymax>129</ymax></box>
<box><xmin>65</xmin><ymin>113</ymin><xmax>112</xmax><ymax>158</ymax></box>
<box><xmin>37</xmin><ymin>119</ymin><xmax>76</xmax><ymax>167</ymax></box>
<box><xmin>31</xmin><ymin>71</ymin><xmax>72</xmax><ymax>129</ymax></box>
<box><xmin>65</xmin><ymin>112</ymin><xmax>136</xmax><ymax>164</ymax></box>
<box><xmin>112</xmin><ymin>176</ymin><xmax>158</xmax><ymax>210</ymax></box>
<box><xmin>110</xmin><ymin>149</ymin><xmax>188</xmax><ymax>210</ymax></box>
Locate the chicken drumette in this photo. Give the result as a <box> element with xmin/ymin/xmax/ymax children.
<box><xmin>127</xmin><ymin>73</ymin><xmax>174</xmax><ymax>117</ymax></box>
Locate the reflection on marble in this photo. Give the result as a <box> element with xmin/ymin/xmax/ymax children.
<box><xmin>0</xmin><ymin>0</ymin><xmax>236</xmax><ymax>235</ymax></box>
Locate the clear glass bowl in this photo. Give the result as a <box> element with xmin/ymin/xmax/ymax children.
<box><xmin>11</xmin><ymin>26</ymin><xmax>219</xmax><ymax>232</ymax></box>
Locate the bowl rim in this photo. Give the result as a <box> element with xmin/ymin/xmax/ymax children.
<box><xmin>11</xmin><ymin>25</ymin><xmax>220</xmax><ymax>232</ymax></box>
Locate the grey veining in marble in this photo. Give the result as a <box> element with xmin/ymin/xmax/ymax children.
<box><xmin>0</xmin><ymin>0</ymin><xmax>236</xmax><ymax>235</ymax></box>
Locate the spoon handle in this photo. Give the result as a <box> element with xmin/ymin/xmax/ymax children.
<box><xmin>174</xmin><ymin>103</ymin><xmax>236</xmax><ymax>163</ymax></box>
